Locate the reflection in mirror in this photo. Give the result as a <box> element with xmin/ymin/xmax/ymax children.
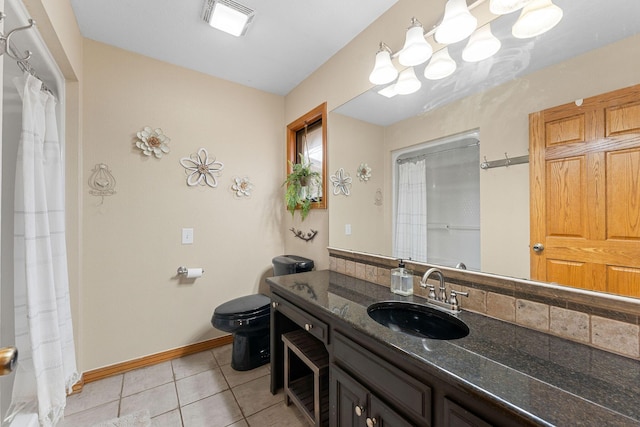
<box><xmin>393</xmin><ymin>131</ymin><xmax>480</xmax><ymax>271</ymax></box>
<box><xmin>328</xmin><ymin>0</ymin><xmax>640</xmax><ymax>298</ymax></box>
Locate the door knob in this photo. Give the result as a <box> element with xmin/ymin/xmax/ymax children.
<box><xmin>0</xmin><ymin>347</ymin><xmax>18</xmax><ymax>376</ymax></box>
<box><xmin>354</xmin><ymin>405</ymin><xmax>365</xmax><ymax>417</ymax></box>
<box><xmin>533</xmin><ymin>243</ymin><xmax>544</xmax><ymax>253</ymax></box>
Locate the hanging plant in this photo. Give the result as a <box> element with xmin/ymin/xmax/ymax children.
<box><xmin>283</xmin><ymin>154</ymin><xmax>321</xmax><ymax>220</ymax></box>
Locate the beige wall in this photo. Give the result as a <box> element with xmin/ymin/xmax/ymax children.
<box><xmin>81</xmin><ymin>40</ymin><xmax>285</xmax><ymax>370</ymax></box>
<box><xmin>328</xmin><ymin>113</ymin><xmax>385</xmax><ymax>253</ymax></box>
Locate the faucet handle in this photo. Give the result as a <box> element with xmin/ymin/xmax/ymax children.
<box><xmin>426</xmin><ymin>285</ymin><xmax>437</xmax><ymax>300</ymax></box>
<box><xmin>449</xmin><ymin>290</ymin><xmax>469</xmax><ymax>306</ymax></box>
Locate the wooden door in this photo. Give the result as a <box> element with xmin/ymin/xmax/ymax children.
<box><xmin>530</xmin><ymin>84</ymin><xmax>640</xmax><ymax>297</ymax></box>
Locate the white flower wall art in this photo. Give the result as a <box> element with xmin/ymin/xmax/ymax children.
<box><xmin>135</xmin><ymin>126</ymin><xmax>170</xmax><ymax>158</ymax></box>
<box><xmin>180</xmin><ymin>148</ymin><xmax>224</xmax><ymax>188</ymax></box>
<box><xmin>330</xmin><ymin>168</ymin><xmax>352</xmax><ymax>196</ymax></box>
<box><xmin>231</xmin><ymin>177</ymin><xmax>253</xmax><ymax>198</ymax></box>
<box><xmin>357</xmin><ymin>163</ymin><xmax>372</xmax><ymax>182</ymax></box>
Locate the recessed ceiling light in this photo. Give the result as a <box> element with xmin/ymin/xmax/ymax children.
<box><xmin>202</xmin><ymin>0</ymin><xmax>254</xmax><ymax>37</ymax></box>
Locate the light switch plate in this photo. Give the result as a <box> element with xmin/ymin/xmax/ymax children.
<box><xmin>182</xmin><ymin>228</ymin><xmax>194</xmax><ymax>244</ymax></box>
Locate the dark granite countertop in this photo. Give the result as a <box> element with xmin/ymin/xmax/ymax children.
<box><xmin>267</xmin><ymin>270</ymin><xmax>640</xmax><ymax>427</ymax></box>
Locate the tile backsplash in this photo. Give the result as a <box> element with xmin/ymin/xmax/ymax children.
<box><xmin>328</xmin><ymin>248</ymin><xmax>640</xmax><ymax>360</ymax></box>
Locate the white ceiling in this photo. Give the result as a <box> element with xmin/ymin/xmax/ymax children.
<box><xmin>69</xmin><ymin>0</ymin><xmax>398</xmax><ymax>96</ymax></box>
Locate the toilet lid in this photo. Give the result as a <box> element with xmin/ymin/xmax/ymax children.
<box><xmin>214</xmin><ymin>294</ymin><xmax>271</xmax><ymax>318</ymax></box>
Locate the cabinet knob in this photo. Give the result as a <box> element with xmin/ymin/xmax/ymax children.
<box><xmin>366</xmin><ymin>417</ymin><xmax>377</xmax><ymax>427</ymax></box>
<box><xmin>272</xmin><ymin>301</ymin><xmax>279</xmax><ymax>308</ymax></box>
<box><xmin>354</xmin><ymin>405</ymin><xmax>365</xmax><ymax>417</ymax></box>
<box><xmin>304</xmin><ymin>323</ymin><xmax>313</xmax><ymax>331</ymax></box>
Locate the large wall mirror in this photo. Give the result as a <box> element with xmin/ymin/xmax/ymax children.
<box><xmin>328</xmin><ymin>0</ymin><xmax>640</xmax><ymax>298</ymax></box>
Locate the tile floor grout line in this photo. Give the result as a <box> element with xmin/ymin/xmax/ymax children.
<box><xmin>170</xmin><ymin>359</ymin><xmax>186</xmax><ymax>427</ymax></box>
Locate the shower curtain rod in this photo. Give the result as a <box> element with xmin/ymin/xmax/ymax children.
<box><xmin>396</xmin><ymin>140</ymin><xmax>479</xmax><ymax>164</ymax></box>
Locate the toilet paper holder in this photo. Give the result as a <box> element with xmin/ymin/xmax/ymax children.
<box><xmin>177</xmin><ymin>266</ymin><xmax>205</xmax><ymax>276</ymax></box>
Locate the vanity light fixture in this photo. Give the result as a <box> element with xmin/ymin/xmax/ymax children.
<box><xmin>202</xmin><ymin>0</ymin><xmax>254</xmax><ymax>37</ymax></box>
<box><xmin>424</xmin><ymin>47</ymin><xmax>457</xmax><ymax>80</ymax></box>
<box><xmin>434</xmin><ymin>0</ymin><xmax>478</xmax><ymax>44</ymax></box>
<box><xmin>369</xmin><ymin>0</ymin><xmax>562</xmax><ymax>95</ymax></box>
<box><xmin>369</xmin><ymin>42</ymin><xmax>398</xmax><ymax>85</ymax></box>
<box><xmin>395</xmin><ymin>67</ymin><xmax>422</xmax><ymax>95</ymax></box>
<box><xmin>462</xmin><ymin>24</ymin><xmax>501</xmax><ymax>62</ymax></box>
<box><xmin>512</xmin><ymin>0</ymin><xmax>563</xmax><ymax>39</ymax></box>
<box><xmin>398</xmin><ymin>18</ymin><xmax>433</xmax><ymax>67</ymax></box>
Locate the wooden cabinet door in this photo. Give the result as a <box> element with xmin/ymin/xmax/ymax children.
<box><xmin>331</xmin><ymin>365</ymin><xmax>368</xmax><ymax>427</ymax></box>
<box><xmin>530</xmin><ymin>84</ymin><xmax>640</xmax><ymax>296</ymax></box>
<box><xmin>369</xmin><ymin>395</ymin><xmax>417</xmax><ymax>427</ymax></box>
<box><xmin>442</xmin><ymin>398</ymin><xmax>492</xmax><ymax>427</ymax></box>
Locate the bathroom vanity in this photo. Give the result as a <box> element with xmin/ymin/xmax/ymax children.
<box><xmin>268</xmin><ymin>270</ymin><xmax>640</xmax><ymax>426</ymax></box>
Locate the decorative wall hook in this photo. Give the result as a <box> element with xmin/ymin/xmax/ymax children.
<box><xmin>480</xmin><ymin>152</ymin><xmax>529</xmax><ymax>170</ymax></box>
<box><xmin>0</xmin><ymin>13</ymin><xmax>35</xmax><ymax>61</ymax></box>
<box><xmin>290</xmin><ymin>227</ymin><xmax>318</xmax><ymax>242</ymax></box>
<box><xmin>88</xmin><ymin>163</ymin><xmax>116</xmax><ymax>205</ymax></box>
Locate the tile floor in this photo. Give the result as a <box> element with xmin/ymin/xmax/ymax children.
<box><xmin>59</xmin><ymin>344</ymin><xmax>308</xmax><ymax>427</ymax></box>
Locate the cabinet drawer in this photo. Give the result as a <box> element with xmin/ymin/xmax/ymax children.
<box><xmin>272</xmin><ymin>293</ymin><xmax>328</xmax><ymax>344</ymax></box>
<box><xmin>334</xmin><ymin>332</ymin><xmax>432</xmax><ymax>424</ymax></box>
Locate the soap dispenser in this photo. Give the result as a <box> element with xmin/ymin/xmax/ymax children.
<box><xmin>391</xmin><ymin>259</ymin><xmax>413</xmax><ymax>296</ymax></box>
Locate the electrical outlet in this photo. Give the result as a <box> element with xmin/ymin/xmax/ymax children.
<box><xmin>345</xmin><ymin>224</ymin><xmax>352</xmax><ymax>235</ymax></box>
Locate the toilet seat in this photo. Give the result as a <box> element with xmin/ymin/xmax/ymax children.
<box><xmin>212</xmin><ymin>294</ymin><xmax>270</xmax><ymax>332</ymax></box>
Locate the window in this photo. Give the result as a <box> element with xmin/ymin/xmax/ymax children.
<box><xmin>286</xmin><ymin>103</ymin><xmax>327</xmax><ymax>210</ymax></box>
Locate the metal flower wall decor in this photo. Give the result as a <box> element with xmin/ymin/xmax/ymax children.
<box><xmin>179</xmin><ymin>148</ymin><xmax>224</xmax><ymax>188</ymax></box>
<box><xmin>357</xmin><ymin>163</ymin><xmax>372</xmax><ymax>181</ymax></box>
<box><xmin>88</xmin><ymin>163</ymin><xmax>116</xmax><ymax>204</ymax></box>
<box><xmin>231</xmin><ymin>177</ymin><xmax>253</xmax><ymax>198</ymax></box>
<box><xmin>135</xmin><ymin>126</ymin><xmax>170</xmax><ymax>158</ymax></box>
<box><xmin>330</xmin><ymin>168</ymin><xmax>352</xmax><ymax>196</ymax></box>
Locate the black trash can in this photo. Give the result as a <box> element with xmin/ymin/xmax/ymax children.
<box><xmin>272</xmin><ymin>255</ymin><xmax>315</xmax><ymax>276</ymax></box>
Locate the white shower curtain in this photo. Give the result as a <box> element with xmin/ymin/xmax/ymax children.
<box><xmin>394</xmin><ymin>159</ymin><xmax>427</xmax><ymax>262</ymax></box>
<box><xmin>6</xmin><ymin>74</ymin><xmax>79</xmax><ymax>426</ymax></box>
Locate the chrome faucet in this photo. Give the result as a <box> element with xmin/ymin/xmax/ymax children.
<box><xmin>420</xmin><ymin>267</ymin><xmax>468</xmax><ymax>313</ymax></box>
<box><xmin>420</xmin><ymin>268</ymin><xmax>447</xmax><ymax>301</ymax></box>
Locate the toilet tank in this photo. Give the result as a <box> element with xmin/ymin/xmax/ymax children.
<box><xmin>272</xmin><ymin>255</ymin><xmax>314</xmax><ymax>276</ymax></box>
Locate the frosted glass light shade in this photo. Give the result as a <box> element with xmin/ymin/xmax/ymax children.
<box><xmin>369</xmin><ymin>48</ymin><xmax>398</xmax><ymax>85</ymax></box>
<box><xmin>462</xmin><ymin>25</ymin><xmax>501</xmax><ymax>62</ymax></box>
<box><xmin>435</xmin><ymin>0</ymin><xmax>478</xmax><ymax>44</ymax></box>
<box><xmin>378</xmin><ymin>85</ymin><xmax>398</xmax><ymax>98</ymax></box>
<box><xmin>424</xmin><ymin>48</ymin><xmax>457</xmax><ymax>80</ymax></box>
<box><xmin>512</xmin><ymin>0</ymin><xmax>563</xmax><ymax>39</ymax></box>
<box><xmin>399</xmin><ymin>24</ymin><xmax>433</xmax><ymax>66</ymax></box>
<box><xmin>489</xmin><ymin>0</ymin><xmax>532</xmax><ymax>15</ymax></box>
<box><xmin>395</xmin><ymin>67</ymin><xmax>422</xmax><ymax>95</ymax></box>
